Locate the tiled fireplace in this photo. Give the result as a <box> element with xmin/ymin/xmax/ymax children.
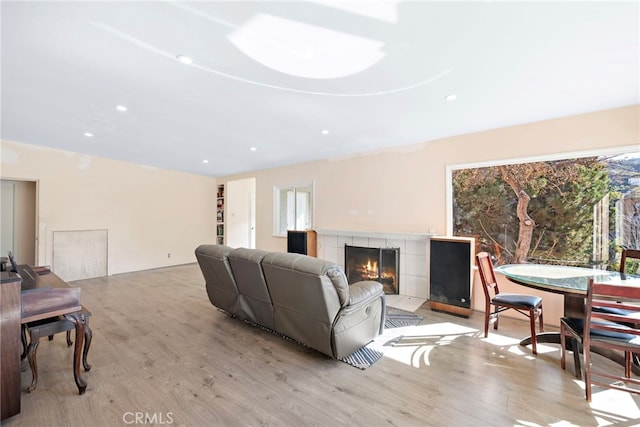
<box><xmin>315</xmin><ymin>230</ymin><xmax>429</xmax><ymax>299</ymax></box>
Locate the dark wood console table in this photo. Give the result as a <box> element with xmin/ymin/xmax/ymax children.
<box><xmin>1</xmin><ymin>265</ymin><xmax>87</xmax><ymax>421</ymax></box>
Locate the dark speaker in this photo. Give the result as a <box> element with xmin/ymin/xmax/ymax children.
<box><xmin>287</xmin><ymin>230</ymin><xmax>317</xmax><ymax>257</ymax></box>
<box><xmin>429</xmin><ymin>236</ymin><xmax>475</xmax><ymax>317</ymax></box>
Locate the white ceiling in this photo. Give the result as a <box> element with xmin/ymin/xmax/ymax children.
<box><xmin>1</xmin><ymin>1</ymin><xmax>638</xmax><ymax>177</ymax></box>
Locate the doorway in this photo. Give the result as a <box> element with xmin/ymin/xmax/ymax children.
<box><xmin>226</xmin><ymin>177</ymin><xmax>257</xmax><ymax>248</ymax></box>
<box><xmin>1</xmin><ymin>179</ymin><xmax>37</xmax><ymax>265</ymax></box>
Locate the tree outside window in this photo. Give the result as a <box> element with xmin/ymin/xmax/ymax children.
<box><xmin>452</xmin><ymin>152</ymin><xmax>640</xmax><ymax>272</ymax></box>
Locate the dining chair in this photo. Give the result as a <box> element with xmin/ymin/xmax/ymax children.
<box><xmin>621</xmin><ymin>249</ymin><xmax>640</xmax><ymax>274</ymax></box>
<box><xmin>620</xmin><ymin>248</ymin><xmax>640</xmax><ymax>367</ymax></box>
<box><xmin>21</xmin><ymin>307</ymin><xmax>92</xmax><ymax>393</ymax></box>
<box><xmin>591</xmin><ymin>249</ymin><xmax>640</xmax><ymax>317</ymax></box>
<box><xmin>560</xmin><ymin>279</ymin><xmax>640</xmax><ymax>401</ymax></box>
<box><xmin>476</xmin><ymin>252</ymin><xmax>544</xmax><ymax>354</ymax></box>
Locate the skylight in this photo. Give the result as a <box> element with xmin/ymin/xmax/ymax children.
<box><xmin>228</xmin><ymin>14</ymin><xmax>385</xmax><ymax>79</ymax></box>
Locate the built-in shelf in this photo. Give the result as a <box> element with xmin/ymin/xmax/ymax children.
<box><xmin>216</xmin><ymin>184</ymin><xmax>224</xmax><ymax>245</ymax></box>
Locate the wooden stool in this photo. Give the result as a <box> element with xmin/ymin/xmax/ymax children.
<box><xmin>23</xmin><ymin>307</ymin><xmax>92</xmax><ymax>394</ymax></box>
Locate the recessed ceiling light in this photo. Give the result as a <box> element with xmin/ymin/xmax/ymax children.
<box><xmin>321</xmin><ymin>129</ymin><xmax>329</xmax><ymax>135</ymax></box>
<box><xmin>116</xmin><ymin>105</ymin><xmax>127</xmax><ymax>112</ymax></box>
<box><xmin>203</xmin><ymin>159</ymin><xmax>209</xmax><ymax>164</ymax></box>
<box><xmin>84</xmin><ymin>132</ymin><xmax>93</xmax><ymax>137</ymax></box>
<box><xmin>445</xmin><ymin>94</ymin><xmax>457</xmax><ymax>101</ymax></box>
<box><xmin>250</xmin><ymin>147</ymin><xmax>257</xmax><ymax>152</ymax></box>
<box><xmin>176</xmin><ymin>55</ymin><xmax>193</xmax><ymax>65</ymax></box>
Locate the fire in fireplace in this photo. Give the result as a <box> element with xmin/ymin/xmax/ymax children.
<box><xmin>344</xmin><ymin>245</ymin><xmax>399</xmax><ymax>294</ymax></box>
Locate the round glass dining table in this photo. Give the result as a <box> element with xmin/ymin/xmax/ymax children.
<box><xmin>495</xmin><ymin>263</ymin><xmax>640</xmax><ymax>376</ymax></box>
<box><xmin>495</xmin><ymin>264</ymin><xmax>640</xmax><ymax>296</ymax></box>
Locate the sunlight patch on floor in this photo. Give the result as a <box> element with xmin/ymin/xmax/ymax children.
<box><xmin>483</xmin><ymin>334</ymin><xmax>558</xmax><ymax>355</ymax></box>
<box><xmin>591</xmin><ymin>388</ymin><xmax>640</xmax><ymax>425</ymax></box>
<box><xmin>537</xmin><ymin>420</ymin><xmax>580</xmax><ymax>427</ymax></box>
<box><xmin>482</xmin><ymin>334</ymin><xmax>520</xmax><ymax>347</ymax></box>
<box><xmin>374</xmin><ymin>322</ymin><xmax>477</xmax><ymax>367</ymax></box>
<box><xmin>379</xmin><ymin>318</ymin><xmax>566</xmax><ymax>369</ymax></box>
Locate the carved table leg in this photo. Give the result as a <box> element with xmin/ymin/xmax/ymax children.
<box><xmin>21</xmin><ymin>325</ymin><xmax>28</xmax><ymax>360</ymax></box>
<box><xmin>82</xmin><ymin>319</ymin><xmax>92</xmax><ymax>372</ymax></box>
<box><xmin>26</xmin><ymin>329</ymin><xmax>41</xmax><ymax>393</ymax></box>
<box><xmin>64</xmin><ymin>312</ymin><xmax>87</xmax><ymax>395</ymax></box>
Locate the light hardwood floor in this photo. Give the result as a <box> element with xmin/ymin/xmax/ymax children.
<box><xmin>4</xmin><ymin>264</ymin><xmax>640</xmax><ymax>427</ymax></box>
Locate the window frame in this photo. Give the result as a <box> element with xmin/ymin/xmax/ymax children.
<box><xmin>273</xmin><ymin>181</ymin><xmax>315</xmax><ymax>237</ymax></box>
<box><xmin>445</xmin><ymin>145</ymin><xmax>638</xmax><ymax>236</ymax></box>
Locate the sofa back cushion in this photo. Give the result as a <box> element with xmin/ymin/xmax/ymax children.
<box><xmin>261</xmin><ymin>252</ymin><xmax>349</xmax><ymax>357</ymax></box>
<box><xmin>195</xmin><ymin>244</ymin><xmax>240</xmax><ymax>316</ymax></box>
<box><xmin>228</xmin><ymin>248</ymin><xmax>275</xmax><ymax>329</ymax></box>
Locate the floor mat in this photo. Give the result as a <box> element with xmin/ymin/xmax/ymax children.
<box><xmin>340</xmin><ymin>307</ymin><xmax>423</xmax><ymax>369</ymax></box>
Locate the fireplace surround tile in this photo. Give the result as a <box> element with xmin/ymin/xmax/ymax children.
<box><xmin>404</xmin><ymin>253</ymin><xmax>427</xmax><ymax>276</ymax></box>
<box><xmin>316</xmin><ymin>229</ymin><xmax>430</xmax><ymax>299</ymax></box>
<box><xmin>368</xmin><ymin>237</ymin><xmax>386</xmax><ymax>248</ymax></box>
<box><xmin>353</xmin><ymin>236</ymin><xmax>369</xmax><ymax>247</ymax></box>
<box><xmin>406</xmin><ymin>239</ymin><xmax>427</xmax><ymax>255</ymax></box>
<box><xmin>385</xmin><ymin>239</ymin><xmax>406</xmax><ymax>252</ymax></box>
<box><xmin>337</xmin><ymin>235</ymin><xmax>353</xmax><ymax>247</ymax></box>
<box><xmin>323</xmin><ymin>244</ymin><xmax>338</xmax><ymax>263</ymax></box>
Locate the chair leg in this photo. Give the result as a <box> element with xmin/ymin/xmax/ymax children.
<box><xmin>493</xmin><ymin>308</ymin><xmax>500</xmax><ymax>331</ymax></box>
<box><xmin>625</xmin><ymin>351</ymin><xmax>632</xmax><ymax>378</ymax></box>
<box><xmin>538</xmin><ymin>306</ymin><xmax>544</xmax><ymax>332</ymax></box>
<box><xmin>529</xmin><ymin>310</ymin><xmax>537</xmax><ymax>354</ymax></box>
<box><xmin>66</xmin><ymin>330</ymin><xmax>73</xmax><ymax>347</ymax></box>
<box><xmin>484</xmin><ymin>307</ymin><xmax>490</xmax><ymax>337</ymax></box>
<box><xmin>560</xmin><ymin>326</ymin><xmax>566</xmax><ymax>369</ymax></box>
<box><xmin>569</xmin><ymin>338</ymin><xmax>583</xmax><ymax>380</ymax></box>
<box><xmin>584</xmin><ymin>346</ymin><xmax>592</xmax><ymax>402</ymax></box>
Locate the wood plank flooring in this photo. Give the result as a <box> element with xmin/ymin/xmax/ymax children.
<box><xmin>4</xmin><ymin>263</ymin><xmax>640</xmax><ymax>426</ymax></box>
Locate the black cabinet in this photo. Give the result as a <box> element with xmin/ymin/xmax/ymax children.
<box><xmin>429</xmin><ymin>236</ymin><xmax>475</xmax><ymax>317</ymax></box>
<box><xmin>287</xmin><ymin>230</ymin><xmax>317</xmax><ymax>257</ymax></box>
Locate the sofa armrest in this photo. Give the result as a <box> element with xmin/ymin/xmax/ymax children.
<box><xmin>333</xmin><ymin>280</ymin><xmax>386</xmax><ymax>358</ymax></box>
<box><xmin>348</xmin><ymin>280</ymin><xmax>384</xmax><ymax>306</ymax></box>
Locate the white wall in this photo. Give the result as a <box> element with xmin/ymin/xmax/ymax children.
<box><xmin>219</xmin><ymin>106</ymin><xmax>640</xmax><ymax>325</ymax></box>
<box><xmin>0</xmin><ymin>140</ymin><xmax>217</xmax><ymax>275</ymax></box>
<box><xmin>222</xmin><ymin>106</ymin><xmax>639</xmax><ymax>251</ymax></box>
<box><xmin>2</xmin><ymin>106</ymin><xmax>637</xmax><ymax>323</ymax></box>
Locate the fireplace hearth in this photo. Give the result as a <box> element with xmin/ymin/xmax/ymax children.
<box><xmin>345</xmin><ymin>245</ymin><xmax>399</xmax><ymax>294</ymax></box>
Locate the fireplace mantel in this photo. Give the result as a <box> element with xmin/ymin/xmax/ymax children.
<box><xmin>315</xmin><ymin>229</ymin><xmax>432</xmax><ymax>241</ymax></box>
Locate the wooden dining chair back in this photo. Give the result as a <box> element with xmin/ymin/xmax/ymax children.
<box><xmin>621</xmin><ymin>249</ymin><xmax>640</xmax><ymax>274</ymax></box>
<box><xmin>476</xmin><ymin>252</ymin><xmax>544</xmax><ymax>354</ymax></box>
<box><xmin>560</xmin><ymin>279</ymin><xmax>640</xmax><ymax>401</ymax></box>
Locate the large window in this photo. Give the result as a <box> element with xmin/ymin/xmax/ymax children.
<box><xmin>273</xmin><ymin>182</ymin><xmax>314</xmax><ymax>236</ymax></box>
<box><xmin>448</xmin><ymin>148</ymin><xmax>640</xmax><ymax>271</ymax></box>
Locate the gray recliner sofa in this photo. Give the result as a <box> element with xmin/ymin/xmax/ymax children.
<box><xmin>195</xmin><ymin>244</ymin><xmax>386</xmax><ymax>359</ymax></box>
